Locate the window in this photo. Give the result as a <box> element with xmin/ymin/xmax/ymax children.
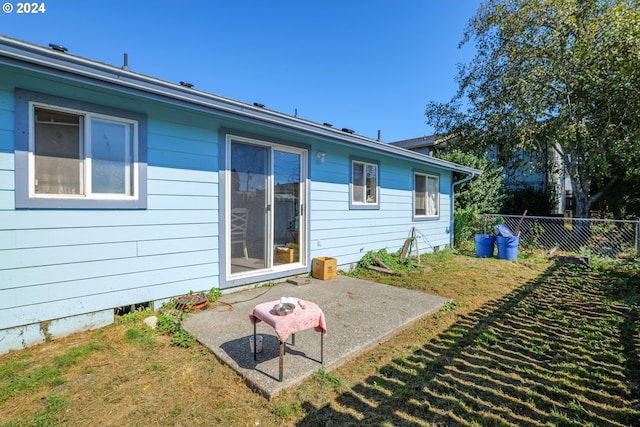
<box><xmin>414</xmin><ymin>172</ymin><xmax>439</xmax><ymax>218</ymax></box>
<box><xmin>33</xmin><ymin>107</ymin><xmax>136</xmax><ymax>197</ymax></box>
<box><xmin>15</xmin><ymin>90</ymin><xmax>147</xmax><ymax>209</ymax></box>
<box><xmin>351</xmin><ymin>159</ymin><xmax>379</xmax><ymax>209</ymax></box>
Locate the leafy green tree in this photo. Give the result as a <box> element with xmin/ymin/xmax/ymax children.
<box><xmin>434</xmin><ymin>149</ymin><xmax>506</xmax><ymax>248</ymax></box>
<box><xmin>426</xmin><ymin>0</ymin><xmax>640</xmax><ymax>218</ymax></box>
<box><xmin>434</xmin><ymin>149</ymin><xmax>506</xmax><ymax>213</ymax></box>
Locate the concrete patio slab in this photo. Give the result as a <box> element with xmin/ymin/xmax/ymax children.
<box><xmin>183</xmin><ymin>275</ymin><xmax>449</xmax><ymax>399</ymax></box>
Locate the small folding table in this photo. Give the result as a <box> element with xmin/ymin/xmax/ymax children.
<box><xmin>249</xmin><ymin>299</ymin><xmax>327</xmax><ymax>381</ymax></box>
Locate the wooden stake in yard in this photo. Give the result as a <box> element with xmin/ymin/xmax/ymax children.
<box><xmin>400</xmin><ymin>238</ymin><xmax>412</xmax><ymax>259</ymax></box>
<box><xmin>366</xmin><ymin>255</ymin><xmax>399</xmax><ymax>275</ymax></box>
<box><xmin>514</xmin><ymin>210</ymin><xmax>528</xmax><ymax>237</ymax></box>
<box><xmin>413</xmin><ymin>227</ymin><xmax>420</xmax><ymax>263</ymax></box>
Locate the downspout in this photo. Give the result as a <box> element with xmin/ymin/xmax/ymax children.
<box><xmin>450</xmin><ymin>172</ymin><xmax>476</xmax><ymax>249</ymax></box>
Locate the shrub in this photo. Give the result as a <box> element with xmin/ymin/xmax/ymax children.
<box><xmin>156</xmin><ymin>314</ymin><xmax>179</xmax><ymax>335</ymax></box>
<box><xmin>172</xmin><ymin>330</ymin><xmax>196</xmax><ymax>348</ymax></box>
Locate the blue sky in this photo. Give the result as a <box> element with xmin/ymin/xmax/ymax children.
<box><xmin>1</xmin><ymin>0</ymin><xmax>482</xmax><ymax>142</ymax></box>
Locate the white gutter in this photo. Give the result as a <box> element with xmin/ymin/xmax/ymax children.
<box><xmin>450</xmin><ymin>172</ymin><xmax>479</xmax><ymax>249</ymax></box>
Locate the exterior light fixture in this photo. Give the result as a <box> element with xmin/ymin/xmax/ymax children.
<box><xmin>316</xmin><ymin>152</ymin><xmax>326</xmax><ymax>163</ymax></box>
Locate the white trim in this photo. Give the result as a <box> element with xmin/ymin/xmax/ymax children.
<box><xmin>414</xmin><ymin>172</ymin><xmax>440</xmax><ymax>219</ymax></box>
<box><xmin>351</xmin><ymin>159</ymin><xmax>379</xmax><ymax>206</ymax></box>
<box><xmin>27</xmin><ymin>101</ymin><xmax>139</xmax><ymax>202</ymax></box>
<box><xmin>224</xmin><ymin>134</ymin><xmax>308</xmax><ymax>282</ymax></box>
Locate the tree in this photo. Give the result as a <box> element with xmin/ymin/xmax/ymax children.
<box><xmin>434</xmin><ymin>149</ymin><xmax>506</xmax><ymax>213</ymax></box>
<box><xmin>426</xmin><ymin>0</ymin><xmax>640</xmax><ymax>218</ymax></box>
<box><xmin>434</xmin><ymin>149</ymin><xmax>506</xmax><ymax>248</ymax></box>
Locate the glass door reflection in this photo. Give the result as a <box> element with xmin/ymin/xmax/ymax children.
<box><xmin>274</xmin><ymin>149</ymin><xmax>301</xmax><ymax>265</ymax></box>
<box><xmin>229</xmin><ymin>141</ymin><xmax>268</xmax><ymax>274</ymax></box>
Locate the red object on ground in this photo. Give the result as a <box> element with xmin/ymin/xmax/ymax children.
<box><xmin>175</xmin><ymin>294</ymin><xmax>209</xmax><ymax>311</ymax></box>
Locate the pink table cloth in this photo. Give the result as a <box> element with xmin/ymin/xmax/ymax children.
<box><xmin>249</xmin><ymin>299</ymin><xmax>327</xmax><ymax>342</ymax></box>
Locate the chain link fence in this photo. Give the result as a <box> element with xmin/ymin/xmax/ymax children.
<box><xmin>484</xmin><ymin>214</ymin><xmax>640</xmax><ymax>258</ymax></box>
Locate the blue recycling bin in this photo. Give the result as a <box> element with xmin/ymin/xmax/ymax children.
<box><xmin>496</xmin><ymin>235</ymin><xmax>519</xmax><ymax>260</ymax></box>
<box><xmin>475</xmin><ymin>234</ymin><xmax>496</xmax><ymax>258</ymax></box>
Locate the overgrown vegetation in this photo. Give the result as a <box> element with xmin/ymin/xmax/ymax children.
<box><xmin>452</xmin><ymin>209</ymin><xmax>502</xmax><ymax>252</ymax></box>
<box><xmin>155</xmin><ymin>287</ymin><xmax>223</xmax><ymax>348</ymax></box>
<box><xmin>354</xmin><ymin>247</ymin><xmax>420</xmax><ymax>274</ymax></box>
<box><xmin>113</xmin><ymin>287</ymin><xmax>222</xmax><ymax>351</ymax></box>
<box><xmin>432</xmin><ymin>149</ymin><xmax>509</xmax><ymax>248</ymax></box>
<box><xmin>1</xmin><ymin>253</ymin><xmax>638</xmax><ymax>426</ymax></box>
<box><xmin>434</xmin><ymin>149</ymin><xmax>506</xmax><ymax>214</ymax></box>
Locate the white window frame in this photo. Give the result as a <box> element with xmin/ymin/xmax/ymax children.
<box><xmin>414</xmin><ymin>172</ymin><xmax>440</xmax><ymax>219</ymax></box>
<box><xmin>29</xmin><ymin>102</ymin><xmax>139</xmax><ymax>201</ymax></box>
<box><xmin>350</xmin><ymin>159</ymin><xmax>379</xmax><ymax>209</ymax></box>
<box><xmin>14</xmin><ymin>89</ymin><xmax>147</xmax><ymax>210</ymax></box>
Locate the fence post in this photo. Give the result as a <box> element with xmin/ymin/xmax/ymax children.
<box><xmin>636</xmin><ymin>218</ymin><xmax>640</xmax><ymax>258</ymax></box>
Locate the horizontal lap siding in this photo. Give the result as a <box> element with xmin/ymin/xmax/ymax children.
<box><xmin>309</xmin><ymin>149</ymin><xmax>452</xmax><ymax>267</ymax></box>
<box><xmin>1</xmin><ymin>249</ymin><xmax>218</xmax><ymax>291</ymax></box>
<box><xmin>0</xmin><ymin>74</ymin><xmax>221</xmax><ymax>330</ymax></box>
<box><xmin>0</xmin><ymin>86</ymin><xmax>14</xmax><ymax>213</ymax></box>
<box><xmin>0</xmin><ymin>262</ymin><xmax>218</xmax><ymax>324</ymax></box>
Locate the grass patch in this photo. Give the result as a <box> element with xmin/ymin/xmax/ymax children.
<box><xmin>1</xmin><ymin>251</ymin><xmax>638</xmax><ymax>426</ymax></box>
<box><xmin>2</xmin><ymin>394</ymin><xmax>69</xmax><ymax>427</ymax></box>
<box><xmin>54</xmin><ymin>342</ymin><xmax>101</xmax><ymax>368</ymax></box>
<box><xmin>313</xmin><ymin>367</ymin><xmax>347</xmax><ymax>390</ymax></box>
<box><xmin>0</xmin><ymin>365</ymin><xmax>64</xmax><ymax>403</ymax></box>
<box><xmin>0</xmin><ymin>341</ymin><xmax>100</xmax><ymax>408</ymax></box>
<box><xmin>124</xmin><ymin>327</ymin><xmax>156</xmax><ymax>347</ymax></box>
<box><xmin>115</xmin><ymin>306</ymin><xmax>153</xmax><ymax>325</ymax></box>
<box><xmin>272</xmin><ymin>400</ymin><xmax>303</xmax><ymax>420</ymax></box>
<box><xmin>292</xmin><ymin>251</ymin><xmax>639</xmax><ymax>426</ymax></box>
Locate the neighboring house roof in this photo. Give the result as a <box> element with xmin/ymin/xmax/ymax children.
<box><xmin>0</xmin><ymin>35</ymin><xmax>481</xmax><ymax>176</ymax></box>
<box><xmin>390</xmin><ymin>135</ymin><xmax>438</xmax><ymax>150</ymax></box>
<box><xmin>390</xmin><ymin>134</ymin><xmax>457</xmax><ymax>150</ymax></box>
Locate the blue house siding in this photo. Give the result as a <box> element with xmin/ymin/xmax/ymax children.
<box><xmin>0</xmin><ymin>37</ymin><xmax>480</xmax><ymax>354</ymax></box>
<box><xmin>308</xmin><ymin>144</ymin><xmax>453</xmax><ymax>267</ymax></box>
<box><xmin>0</xmin><ymin>66</ymin><xmax>222</xmax><ymax>344</ymax></box>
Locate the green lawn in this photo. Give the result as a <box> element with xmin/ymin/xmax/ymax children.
<box><xmin>294</xmin><ymin>253</ymin><xmax>640</xmax><ymax>426</ymax></box>
<box><xmin>1</xmin><ymin>251</ymin><xmax>638</xmax><ymax>426</ymax></box>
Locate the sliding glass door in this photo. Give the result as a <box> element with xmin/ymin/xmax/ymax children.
<box><xmin>229</xmin><ymin>142</ymin><xmax>269</xmax><ymax>274</ymax></box>
<box><xmin>227</xmin><ymin>137</ymin><xmax>306</xmax><ymax>278</ymax></box>
<box><xmin>273</xmin><ymin>148</ymin><xmax>302</xmax><ymax>265</ymax></box>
